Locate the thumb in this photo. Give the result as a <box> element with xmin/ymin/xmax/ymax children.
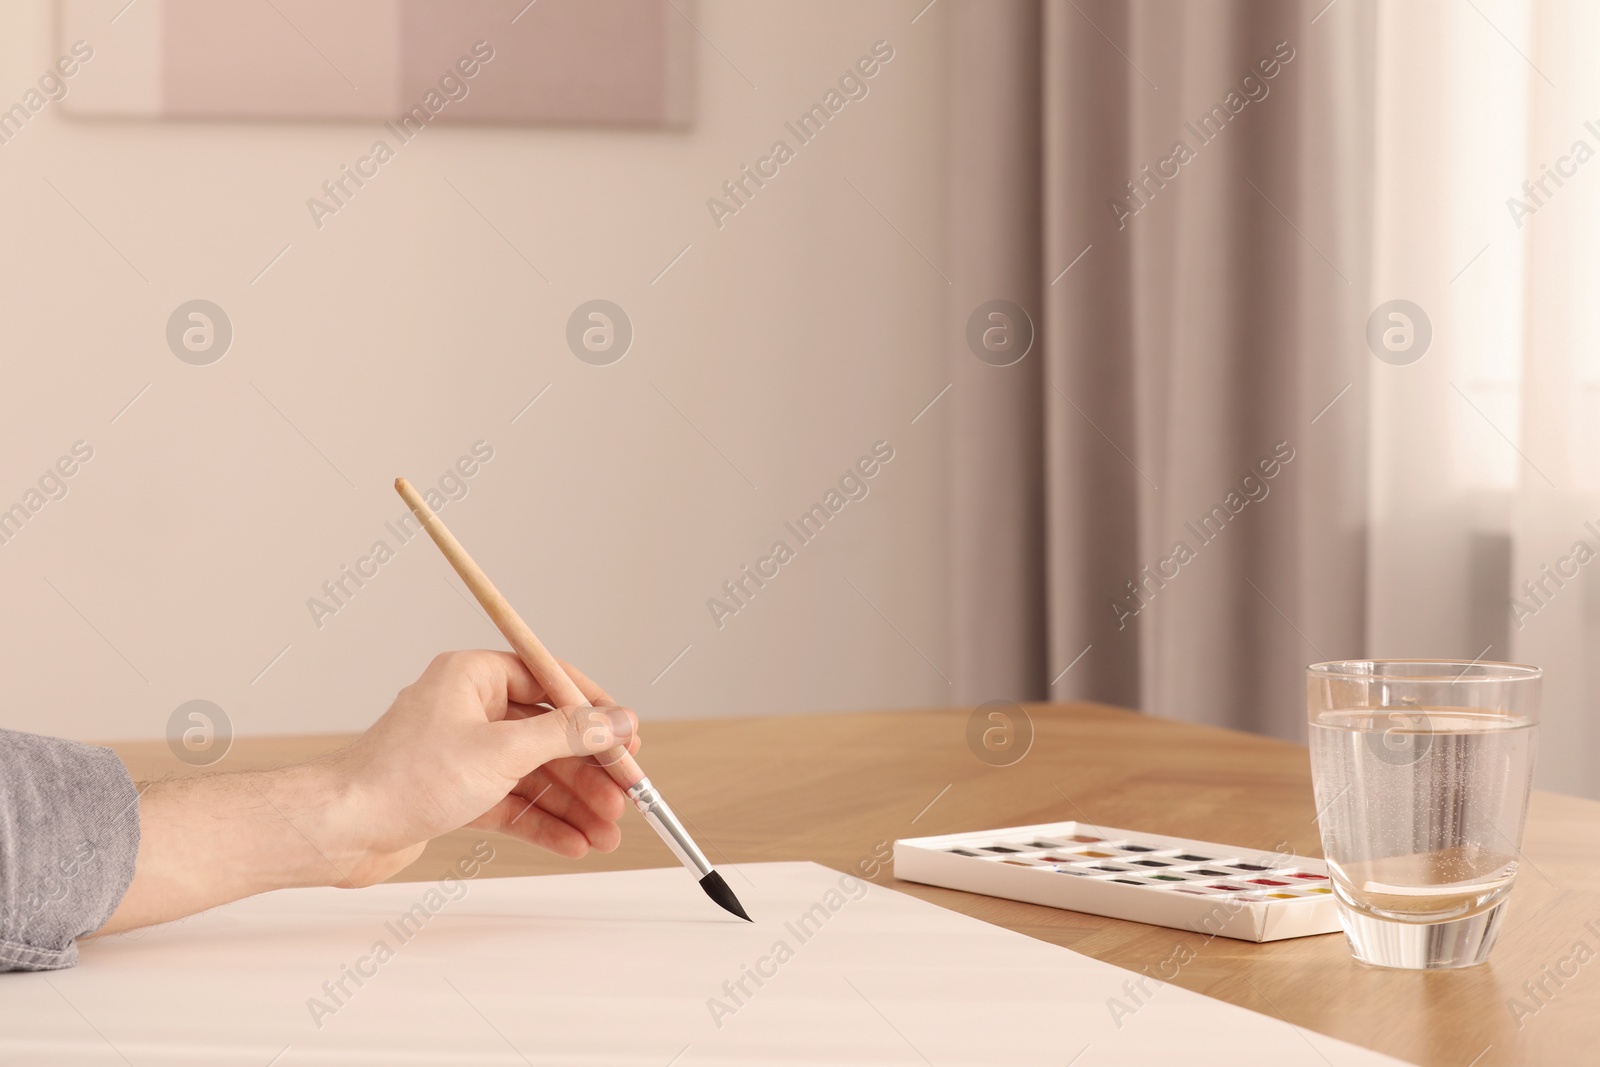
<box><xmin>512</xmin><ymin>704</ymin><xmax>636</xmax><ymax>767</ymax></box>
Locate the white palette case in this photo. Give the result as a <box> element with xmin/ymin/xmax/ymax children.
<box><xmin>895</xmin><ymin>820</ymin><xmax>1343</xmax><ymax>942</ymax></box>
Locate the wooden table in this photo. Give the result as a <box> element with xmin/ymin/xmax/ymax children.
<box><xmin>112</xmin><ymin>702</ymin><xmax>1600</xmax><ymax>1066</ymax></box>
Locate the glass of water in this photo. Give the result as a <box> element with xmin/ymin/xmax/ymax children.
<box><xmin>1307</xmin><ymin>659</ymin><xmax>1541</xmax><ymax>969</ymax></box>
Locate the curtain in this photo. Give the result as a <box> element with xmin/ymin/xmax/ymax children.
<box><xmin>950</xmin><ymin>0</ymin><xmax>1598</xmax><ymax>797</ymax></box>
<box><xmin>949</xmin><ymin>0</ymin><xmax>1374</xmax><ymax>739</ymax></box>
<box><xmin>1515</xmin><ymin>1</ymin><xmax>1600</xmax><ymax>796</ymax></box>
<box><xmin>947</xmin><ymin>1</ymin><xmax>1048</xmax><ymax>703</ymax></box>
<box><xmin>1369</xmin><ymin>0</ymin><xmax>1597</xmax><ymax>797</ymax></box>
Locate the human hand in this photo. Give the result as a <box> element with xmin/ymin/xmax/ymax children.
<box><xmin>95</xmin><ymin>650</ymin><xmax>638</xmax><ymax>935</ymax></box>
<box><xmin>324</xmin><ymin>650</ymin><xmax>641</xmax><ymax>886</ymax></box>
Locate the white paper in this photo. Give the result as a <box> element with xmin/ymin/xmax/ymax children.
<box><xmin>0</xmin><ymin>862</ymin><xmax>1410</xmax><ymax>1065</ymax></box>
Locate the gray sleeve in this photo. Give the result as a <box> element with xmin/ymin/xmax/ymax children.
<box><xmin>0</xmin><ymin>728</ymin><xmax>141</xmax><ymax>971</ymax></box>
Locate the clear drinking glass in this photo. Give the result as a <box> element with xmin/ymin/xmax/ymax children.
<box><xmin>1307</xmin><ymin>659</ymin><xmax>1541</xmax><ymax>969</ymax></box>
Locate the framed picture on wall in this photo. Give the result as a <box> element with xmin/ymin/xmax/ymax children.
<box><xmin>56</xmin><ymin>0</ymin><xmax>694</xmax><ymax>126</ymax></box>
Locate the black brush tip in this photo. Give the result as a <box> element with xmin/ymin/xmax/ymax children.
<box><xmin>699</xmin><ymin>870</ymin><xmax>752</xmax><ymax>921</ymax></box>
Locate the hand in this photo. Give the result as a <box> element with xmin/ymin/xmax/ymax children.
<box><xmin>325</xmin><ymin>649</ymin><xmax>641</xmax><ymax>885</ymax></box>
<box><xmin>94</xmin><ymin>650</ymin><xmax>638</xmax><ymax>936</ymax></box>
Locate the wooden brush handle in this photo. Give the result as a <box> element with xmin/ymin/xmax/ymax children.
<box><xmin>394</xmin><ymin>478</ymin><xmax>645</xmax><ymax>788</ymax></box>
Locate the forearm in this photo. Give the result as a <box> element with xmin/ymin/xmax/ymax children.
<box><xmin>92</xmin><ymin>762</ymin><xmax>361</xmax><ymax>936</ymax></box>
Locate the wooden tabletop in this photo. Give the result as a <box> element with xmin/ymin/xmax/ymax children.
<box><xmin>111</xmin><ymin>703</ymin><xmax>1600</xmax><ymax>1066</ymax></box>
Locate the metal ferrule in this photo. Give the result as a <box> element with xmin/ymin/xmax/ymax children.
<box><xmin>627</xmin><ymin>777</ymin><xmax>713</xmax><ymax>879</ymax></box>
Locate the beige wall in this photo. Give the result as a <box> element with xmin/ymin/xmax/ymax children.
<box><xmin>0</xmin><ymin>1</ymin><xmax>954</xmax><ymax>742</ymax></box>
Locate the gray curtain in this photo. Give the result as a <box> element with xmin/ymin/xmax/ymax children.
<box><xmin>948</xmin><ymin>0</ymin><xmax>1375</xmax><ymax>739</ymax></box>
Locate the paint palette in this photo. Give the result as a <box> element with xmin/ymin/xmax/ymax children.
<box><xmin>894</xmin><ymin>821</ymin><xmax>1340</xmax><ymax>942</ymax></box>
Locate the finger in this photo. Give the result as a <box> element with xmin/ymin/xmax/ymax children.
<box><xmin>470</xmin><ymin>795</ymin><xmax>591</xmax><ymax>858</ymax></box>
<box><xmin>493</xmin><ymin>768</ymin><xmax>624</xmax><ymax>852</ymax></box>
<box><xmin>535</xmin><ymin>758</ymin><xmax>630</xmax><ymax>823</ymax></box>
<box><xmin>569</xmin><ymin>705</ymin><xmax>637</xmax><ymax>758</ymax></box>
<box><xmin>501</xmin><ymin>704</ymin><xmax>636</xmax><ymax>772</ymax></box>
<box><xmin>500</xmin><ymin>700</ymin><xmax>547</xmax><ymax>722</ymax></box>
<box><xmin>509</xmin><ymin>770</ymin><xmax>625</xmax><ymax>852</ymax></box>
<box><xmin>582</xmin><ymin>732</ymin><xmax>640</xmax><ymax>768</ymax></box>
<box><xmin>500</xmin><ymin>698</ymin><xmax>624</xmax><ymax>730</ymax></box>
<box><xmin>440</xmin><ymin>650</ymin><xmax>550</xmax><ymax>718</ymax></box>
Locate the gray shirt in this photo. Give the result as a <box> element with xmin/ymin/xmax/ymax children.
<box><xmin>0</xmin><ymin>728</ymin><xmax>140</xmax><ymax>971</ymax></box>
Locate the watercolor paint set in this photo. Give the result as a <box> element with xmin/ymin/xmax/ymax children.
<box><xmin>894</xmin><ymin>820</ymin><xmax>1341</xmax><ymax>942</ymax></box>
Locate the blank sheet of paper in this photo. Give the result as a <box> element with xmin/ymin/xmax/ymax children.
<box><xmin>0</xmin><ymin>862</ymin><xmax>1410</xmax><ymax>1065</ymax></box>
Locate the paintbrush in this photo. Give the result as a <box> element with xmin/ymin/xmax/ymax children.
<box><xmin>393</xmin><ymin>477</ymin><xmax>750</xmax><ymax>922</ymax></box>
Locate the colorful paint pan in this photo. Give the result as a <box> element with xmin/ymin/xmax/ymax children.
<box><xmin>894</xmin><ymin>819</ymin><xmax>1342</xmax><ymax>943</ymax></box>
